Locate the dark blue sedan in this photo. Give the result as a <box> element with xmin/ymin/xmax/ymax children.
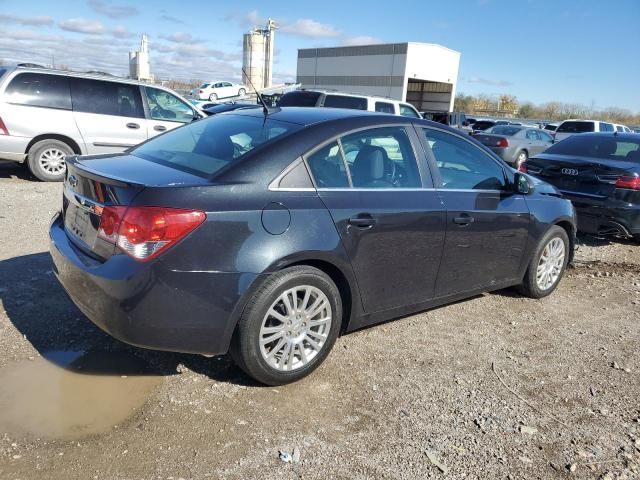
<box><xmin>50</xmin><ymin>108</ymin><xmax>576</xmax><ymax>385</ymax></box>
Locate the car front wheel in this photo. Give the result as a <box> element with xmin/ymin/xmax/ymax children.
<box><xmin>230</xmin><ymin>266</ymin><xmax>341</xmax><ymax>385</ymax></box>
<box><xmin>517</xmin><ymin>225</ymin><xmax>569</xmax><ymax>298</ymax></box>
<box><xmin>209</xmin><ymin>93</ymin><xmax>218</xmax><ymax>101</ymax></box>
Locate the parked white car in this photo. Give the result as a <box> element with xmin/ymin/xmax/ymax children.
<box><xmin>278</xmin><ymin>90</ymin><xmax>422</xmax><ymax>118</ymax></box>
<box><xmin>554</xmin><ymin>119</ymin><xmax>616</xmax><ymax>142</ymax></box>
<box><xmin>0</xmin><ymin>65</ymin><xmax>204</xmax><ymax>181</ymax></box>
<box><xmin>191</xmin><ymin>81</ymin><xmax>247</xmax><ymax>101</ymax></box>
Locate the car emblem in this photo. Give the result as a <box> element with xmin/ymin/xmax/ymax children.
<box><xmin>68</xmin><ymin>175</ymin><xmax>78</xmax><ymax>188</ymax></box>
<box><xmin>561</xmin><ymin>168</ymin><xmax>578</xmax><ymax>176</ymax></box>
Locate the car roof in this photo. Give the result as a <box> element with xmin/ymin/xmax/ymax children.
<box><xmin>230</xmin><ymin>106</ymin><xmax>400</xmax><ymax>126</ymax></box>
<box><xmin>565</xmin><ymin>132</ymin><xmax>640</xmax><ymax>141</ymax></box>
<box><xmin>5</xmin><ymin>65</ymin><xmax>153</xmax><ymax>87</ymax></box>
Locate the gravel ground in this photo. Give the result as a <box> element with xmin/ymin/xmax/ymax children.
<box><xmin>0</xmin><ymin>161</ymin><xmax>639</xmax><ymax>480</ymax></box>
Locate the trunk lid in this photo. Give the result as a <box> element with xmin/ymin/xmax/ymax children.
<box><xmin>526</xmin><ymin>153</ymin><xmax>638</xmax><ymax>199</ymax></box>
<box><xmin>63</xmin><ymin>153</ymin><xmax>209</xmax><ymax>259</ymax></box>
<box><xmin>474</xmin><ymin>133</ymin><xmax>507</xmax><ymax>147</ymax></box>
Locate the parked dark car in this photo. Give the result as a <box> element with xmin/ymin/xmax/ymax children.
<box><xmin>50</xmin><ymin>108</ymin><xmax>576</xmax><ymax>385</ymax></box>
<box><xmin>471</xmin><ymin>120</ymin><xmax>497</xmax><ymax>133</ymax></box>
<box><xmin>520</xmin><ymin>133</ymin><xmax>640</xmax><ymax>240</ymax></box>
<box><xmin>474</xmin><ymin>126</ymin><xmax>554</xmax><ymax>167</ymax></box>
<box><xmin>202</xmin><ymin>103</ymin><xmax>259</xmax><ymax>116</ymax></box>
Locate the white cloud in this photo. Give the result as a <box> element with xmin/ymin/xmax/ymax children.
<box><xmin>59</xmin><ymin>18</ymin><xmax>107</xmax><ymax>34</ymax></box>
<box><xmin>160</xmin><ymin>14</ymin><xmax>185</xmax><ymax>25</ymax></box>
<box><xmin>466</xmin><ymin>76</ymin><xmax>513</xmax><ymax>87</ymax></box>
<box><xmin>280</xmin><ymin>19</ymin><xmax>340</xmax><ymax>38</ymax></box>
<box><xmin>88</xmin><ymin>0</ymin><xmax>139</xmax><ymax>19</ymax></box>
<box><xmin>159</xmin><ymin>32</ymin><xmax>201</xmax><ymax>44</ymax></box>
<box><xmin>0</xmin><ymin>14</ymin><xmax>54</xmax><ymax>26</ymax></box>
<box><xmin>342</xmin><ymin>35</ymin><xmax>381</xmax><ymax>46</ymax></box>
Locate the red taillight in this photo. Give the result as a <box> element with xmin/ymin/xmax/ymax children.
<box><xmin>0</xmin><ymin>116</ymin><xmax>8</xmax><ymax>135</ymax></box>
<box><xmin>98</xmin><ymin>206</ymin><xmax>206</xmax><ymax>261</ymax></box>
<box><xmin>615</xmin><ymin>175</ymin><xmax>640</xmax><ymax>190</ymax></box>
<box><xmin>518</xmin><ymin>162</ymin><xmax>528</xmax><ymax>173</ymax></box>
<box><xmin>199</xmin><ymin>90</ymin><xmax>203</xmax><ymax>93</ymax></box>
<box><xmin>496</xmin><ymin>138</ymin><xmax>509</xmax><ymax>148</ymax></box>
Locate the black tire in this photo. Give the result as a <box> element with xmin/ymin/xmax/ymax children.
<box><xmin>209</xmin><ymin>93</ymin><xmax>218</xmax><ymax>101</ymax></box>
<box><xmin>230</xmin><ymin>266</ymin><xmax>342</xmax><ymax>386</ymax></box>
<box><xmin>238</xmin><ymin>88</ymin><xmax>246</xmax><ymax>96</ymax></box>
<box><xmin>27</xmin><ymin>139</ymin><xmax>73</xmax><ymax>182</ymax></box>
<box><xmin>517</xmin><ymin>226</ymin><xmax>570</xmax><ymax>299</ymax></box>
<box><xmin>633</xmin><ymin>234</ymin><xmax>640</xmax><ymax>245</ymax></box>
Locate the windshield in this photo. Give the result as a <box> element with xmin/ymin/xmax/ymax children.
<box><xmin>485</xmin><ymin>126</ymin><xmax>523</xmax><ymax>136</ymax></box>
<box><xmin>545</xmin><ymin>135</ymin><xmax>640</xmax><ymax>161</ymax></box>
<box><xmin>131</xmin><ymin>113</ymin><xmax>302</xmax><ymax>177</ymax></box>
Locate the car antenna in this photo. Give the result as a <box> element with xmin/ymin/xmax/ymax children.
<box><xmin>241</xmin><ymin>67</ymin><xmax>270</xmax><ymax>118</ymax></box>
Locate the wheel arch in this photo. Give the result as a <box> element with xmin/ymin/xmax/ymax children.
<box><xmin>25</xmin><ymin>134</ymin><xmax>82</xmax><ymax>155</ymax></box>
<box><xmin>553</xmin><ymin>219</ymin><xmax>576</xmax><ymax>265</ymax></box>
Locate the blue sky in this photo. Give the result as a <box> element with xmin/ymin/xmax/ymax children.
<box><xmin>1</xmin><ymin>0</ymin><xmax>638</xmax><ymax>112</ymax></box>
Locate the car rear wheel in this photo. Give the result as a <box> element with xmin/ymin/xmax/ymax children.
<box><xmin>27</xmin><ymin>139</ymin><xmax>73</xmax><ymax>182</ymax></box>
<box><xmin>209</xmin><ymin>93</ymin><xmax>218</xmax><ymax>101</ymax></box>
<box><xmin>516</xmin><ymin>150</ymin><xmax>528</xmax><ymax>168</ymax></box>
<box><xmin>517</xmin><ymin>226</ymin><xmax>569</xmax><ymax>299</ymax></box>
<box><xmin>230</xmin><ymin>266</ymin><xmax>341</xmax><ymax>385</ymax></box>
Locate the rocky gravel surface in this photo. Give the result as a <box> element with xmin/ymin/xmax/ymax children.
<box><xmin>0</xmin><ymin>161</ymin><xmax>639</xmax><ymax>479</ymax></box>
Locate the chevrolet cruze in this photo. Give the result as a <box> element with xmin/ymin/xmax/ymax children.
<box><xmin>50</xmin><ymin>107</ymin><xmax>576</xmax><ymax>385</ymax></box>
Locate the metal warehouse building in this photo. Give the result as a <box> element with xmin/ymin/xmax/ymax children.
<box><xmin>296</xmin><ymin>42</ymin><xmax>460</xmax><ymax>112</ymax></box>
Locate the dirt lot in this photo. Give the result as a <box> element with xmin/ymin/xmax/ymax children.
<box><xmin>0</xmin><ymin>161</ymin><xmax>639</xmax><ymax>480</ymax></box>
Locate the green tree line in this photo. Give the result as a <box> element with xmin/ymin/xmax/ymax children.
<box><xmin>454</xmin><ymin>93</ymin><xmax>640</xmax><ymax>125</ymax></box>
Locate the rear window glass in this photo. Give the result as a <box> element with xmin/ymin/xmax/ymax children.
<box><xmin>375</xmin><ymin>102</ymin><xmax>395</xmax><ymax>114</ymax></box>
<box><xmin>399</xmin><ymin>104</ymin><xmax>421</xmax><ymax>118</ymax></box>
<box><xmin>557</xmin><ymin>121</ymin><xmax>594</xmax><ymax>133</ymax></box>
<box><xmin>486</xmin><ymin>126</ymin><xmax>522</xmax><ymax>136</ymax></box>
<box><xmin>131</xmin><ymin>113</ymin><xmax>301</xmax><ymax>177</ymax></box>
<box><xmin>544</xmin><ymin>124</ymin><xmax>557</xmax><ymax>131</ymax></box>
<box><xmin>71</xmin><ymin>78</ymin><xmax>145</xmax><ymax>118</ymax></box>
<box><xmin>599</xmin><ymin>122</ymin><xmax>614</xmax><ymax>132</ymax></box>
<box><xmin>473</xmin><ymin>121</ymin><xmax>495</xmax><ymax>131</ymax></box>
<box><xmin>545</xmin><ymin>135</ymin><xmax>640</xmax><ymax>161</ymax></box>
<box><xmin>278</xmin><ymin>91</ymin><xmax>322</xmax><ymax>107</ymax></box>
<box><xmin>323</xmin><ymin>95</ymin><xmax>367</xmax><ymax>110</ymax></box>
<box><xmin>5</xmin><ymin>72</ymin><xmax>71</xmax><ymax>109</ymax></box>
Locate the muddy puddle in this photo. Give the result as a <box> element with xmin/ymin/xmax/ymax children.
<box><xmin>0</xmin><ymin>350</ymin><xmax>162</xmax><ymax>439</ymax></box>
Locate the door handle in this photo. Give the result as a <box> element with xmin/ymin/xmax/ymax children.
<box><xmin>453</xmin><ymin>214</ymin><xmax>474</xmax><ymax>226</ymax></box>
<box><xmin>348</xmin><ymin>214</ymin><xmax>375</xmax><ymax>228</ymax></box>
<box><xmin>154</xmin><ymin>125</ymin><xmax>167</xmax><ymax>132</ymax></box>
<box><xmin>126</xmin><ymin>123</ymin><xmax>140</xmax><ymax>129</ymax></box>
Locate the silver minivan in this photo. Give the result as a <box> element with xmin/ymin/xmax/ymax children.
<box><xmin>0</xmin><ymin>65</ymin><xmax>203</xmax><ymax>181</ymax></box>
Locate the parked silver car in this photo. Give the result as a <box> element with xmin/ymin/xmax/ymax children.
<box><xmin>474</xmin><ymin>126</ymin><xmax>554</xmax><ymax>167</ymax></box>
<box><xmin>0</xmin><ymin>65</ymin><xmax>203</xmax><ymax>181</ymax></box>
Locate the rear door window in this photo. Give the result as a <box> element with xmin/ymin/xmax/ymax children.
<box><xmin>599</xmin><ymin>122</ymin><xmax>614</xmax><ymax>132</ymax></box>
<box><xmin>71</xmin><ymin>78</ymin><xmax>144</xmax><ymax>118</ymax></box>
<box><xmin>557</xmin><ymin>121</ymin><xmax>595</xmax><ymax>133</ymax></box>
<box><xmin>5</xmin><ymin>72</ymin><xmax>71</xmax><ymax>109</ymax></box>
<box><xmin>323</xmin><ymin>95</ymin><xmax>367</xmax><ymax>110</ymax></box>
<box><xmin>375</xmin><ymin>101</ymin><xmax>395</xmax><ymax>114</ymax></box>
<box><xmin>306</xmin><ymin>141</ymin><xmax>350</xmax><ymax>188</ymax></box>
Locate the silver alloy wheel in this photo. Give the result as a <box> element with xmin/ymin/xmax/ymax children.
<box><xmin>259</xmin><ymin>285</ymin><xmax>332</xmax><ymax>372</ymax></box>
<box><xmin>39</xmin><ymin>148</ymin><xmax>67</xmax><ymax>174</ymax></box>
<box><xmin>536</xmin><ymin>237</ymin><xmax>565</xmax><ymax>290</ymax></box>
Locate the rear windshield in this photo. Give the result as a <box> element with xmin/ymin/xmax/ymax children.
<box><xmin>323</xmin><ymin>94</ymin><xmax>367</xmax><ymax>110</ymax></box>
<box><xmin>473</xmin><ymin>121</ymin><xmax>495</xmax><ymax>130</ymax></box>
<box><xmin>278</xmin><ymin>91</ymin><xmax>322</xmax><ymax>107</ymax></box>
<box><xmin>544</xmin><ymin>124</ymin><xmax>557</xmax><ymax>131</ymax></box>
<box><xmin>485</xmin><ymin>126</ymin><xmax>522</xmax><ymax>136</ymax></box>
<box><xmin>557</xmin><ymin>121</ymin><xmax>594</xmax><ymax>133</ymax></box>
<box><xmin>131</xmin><ymin>113</ymin><xmax>301</xmax><ymax>177</ymax></box>
<box><xmin>545</xmin><ymin>135</ymin><xmax>640</xmax><ymax>161</ymax></box>
<box><xmin>200</xmin><ymin>83</ymin><xmax>210</xmax><ymax>88</ymax></box>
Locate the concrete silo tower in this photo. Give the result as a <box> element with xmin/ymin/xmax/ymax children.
<box><xmin>129</xmin><ymin>34</ymin><xmax>153</xmax><ymax>82</ymax></box>
<box><xmin>242</xmin><ymin>18</ymin><xmax>276</xmax><ymax>91</ymax></box>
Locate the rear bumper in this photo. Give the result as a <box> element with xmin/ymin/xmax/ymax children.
<box><xmin>489</xmin><ymin>147</ymin><xmax>516</xmax><ymax>165</ymax></box>
<box><xmin>565</xmin><ymin>196</ymin><xmax>640</xmax><ymax>236</ymax></box>
<box><xmin>49</xmin><ymin>212</ymin><xmax>262</xmax><ymax>355</ymax></box>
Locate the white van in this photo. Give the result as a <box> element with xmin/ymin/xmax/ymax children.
<box><xmin>554</xmin><ymin>119</ymin><xmax>616</xmax><ymax>142</ymax></box>
<box><xmin>278</xmin><ymin>89</ymin><xmax>422</xmax><ymax>118</ymax></box>
<box><xmin>0</xmin><ymin>65</ymin><xmax>204</xmax><ymax>181</ymax></box>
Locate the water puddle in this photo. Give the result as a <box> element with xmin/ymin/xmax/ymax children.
<box><xmin>0</xmin><ymin>350</ymin><xmax>162</xmax><ymax>439</ymax></box>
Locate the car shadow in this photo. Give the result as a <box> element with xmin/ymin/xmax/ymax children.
<box><xmin>0</xmin><ymin>160</ymin><xmax>35</xmax><ymax>181</ymax></box>
<box><xmin>0</xmin><ymin>251</ymin><xmax>260</xmax><ymax>386</ymax></box>
<box><xmin>575</xmin><ymin>232</ymin><xmax>637</xmax><ymax>248</ymax></box>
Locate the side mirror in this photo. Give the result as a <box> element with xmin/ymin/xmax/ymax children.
<box><xmin>514</xmin><ymin>172</ymin><xmax>532</xmax><ymax>194</ymax></box>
